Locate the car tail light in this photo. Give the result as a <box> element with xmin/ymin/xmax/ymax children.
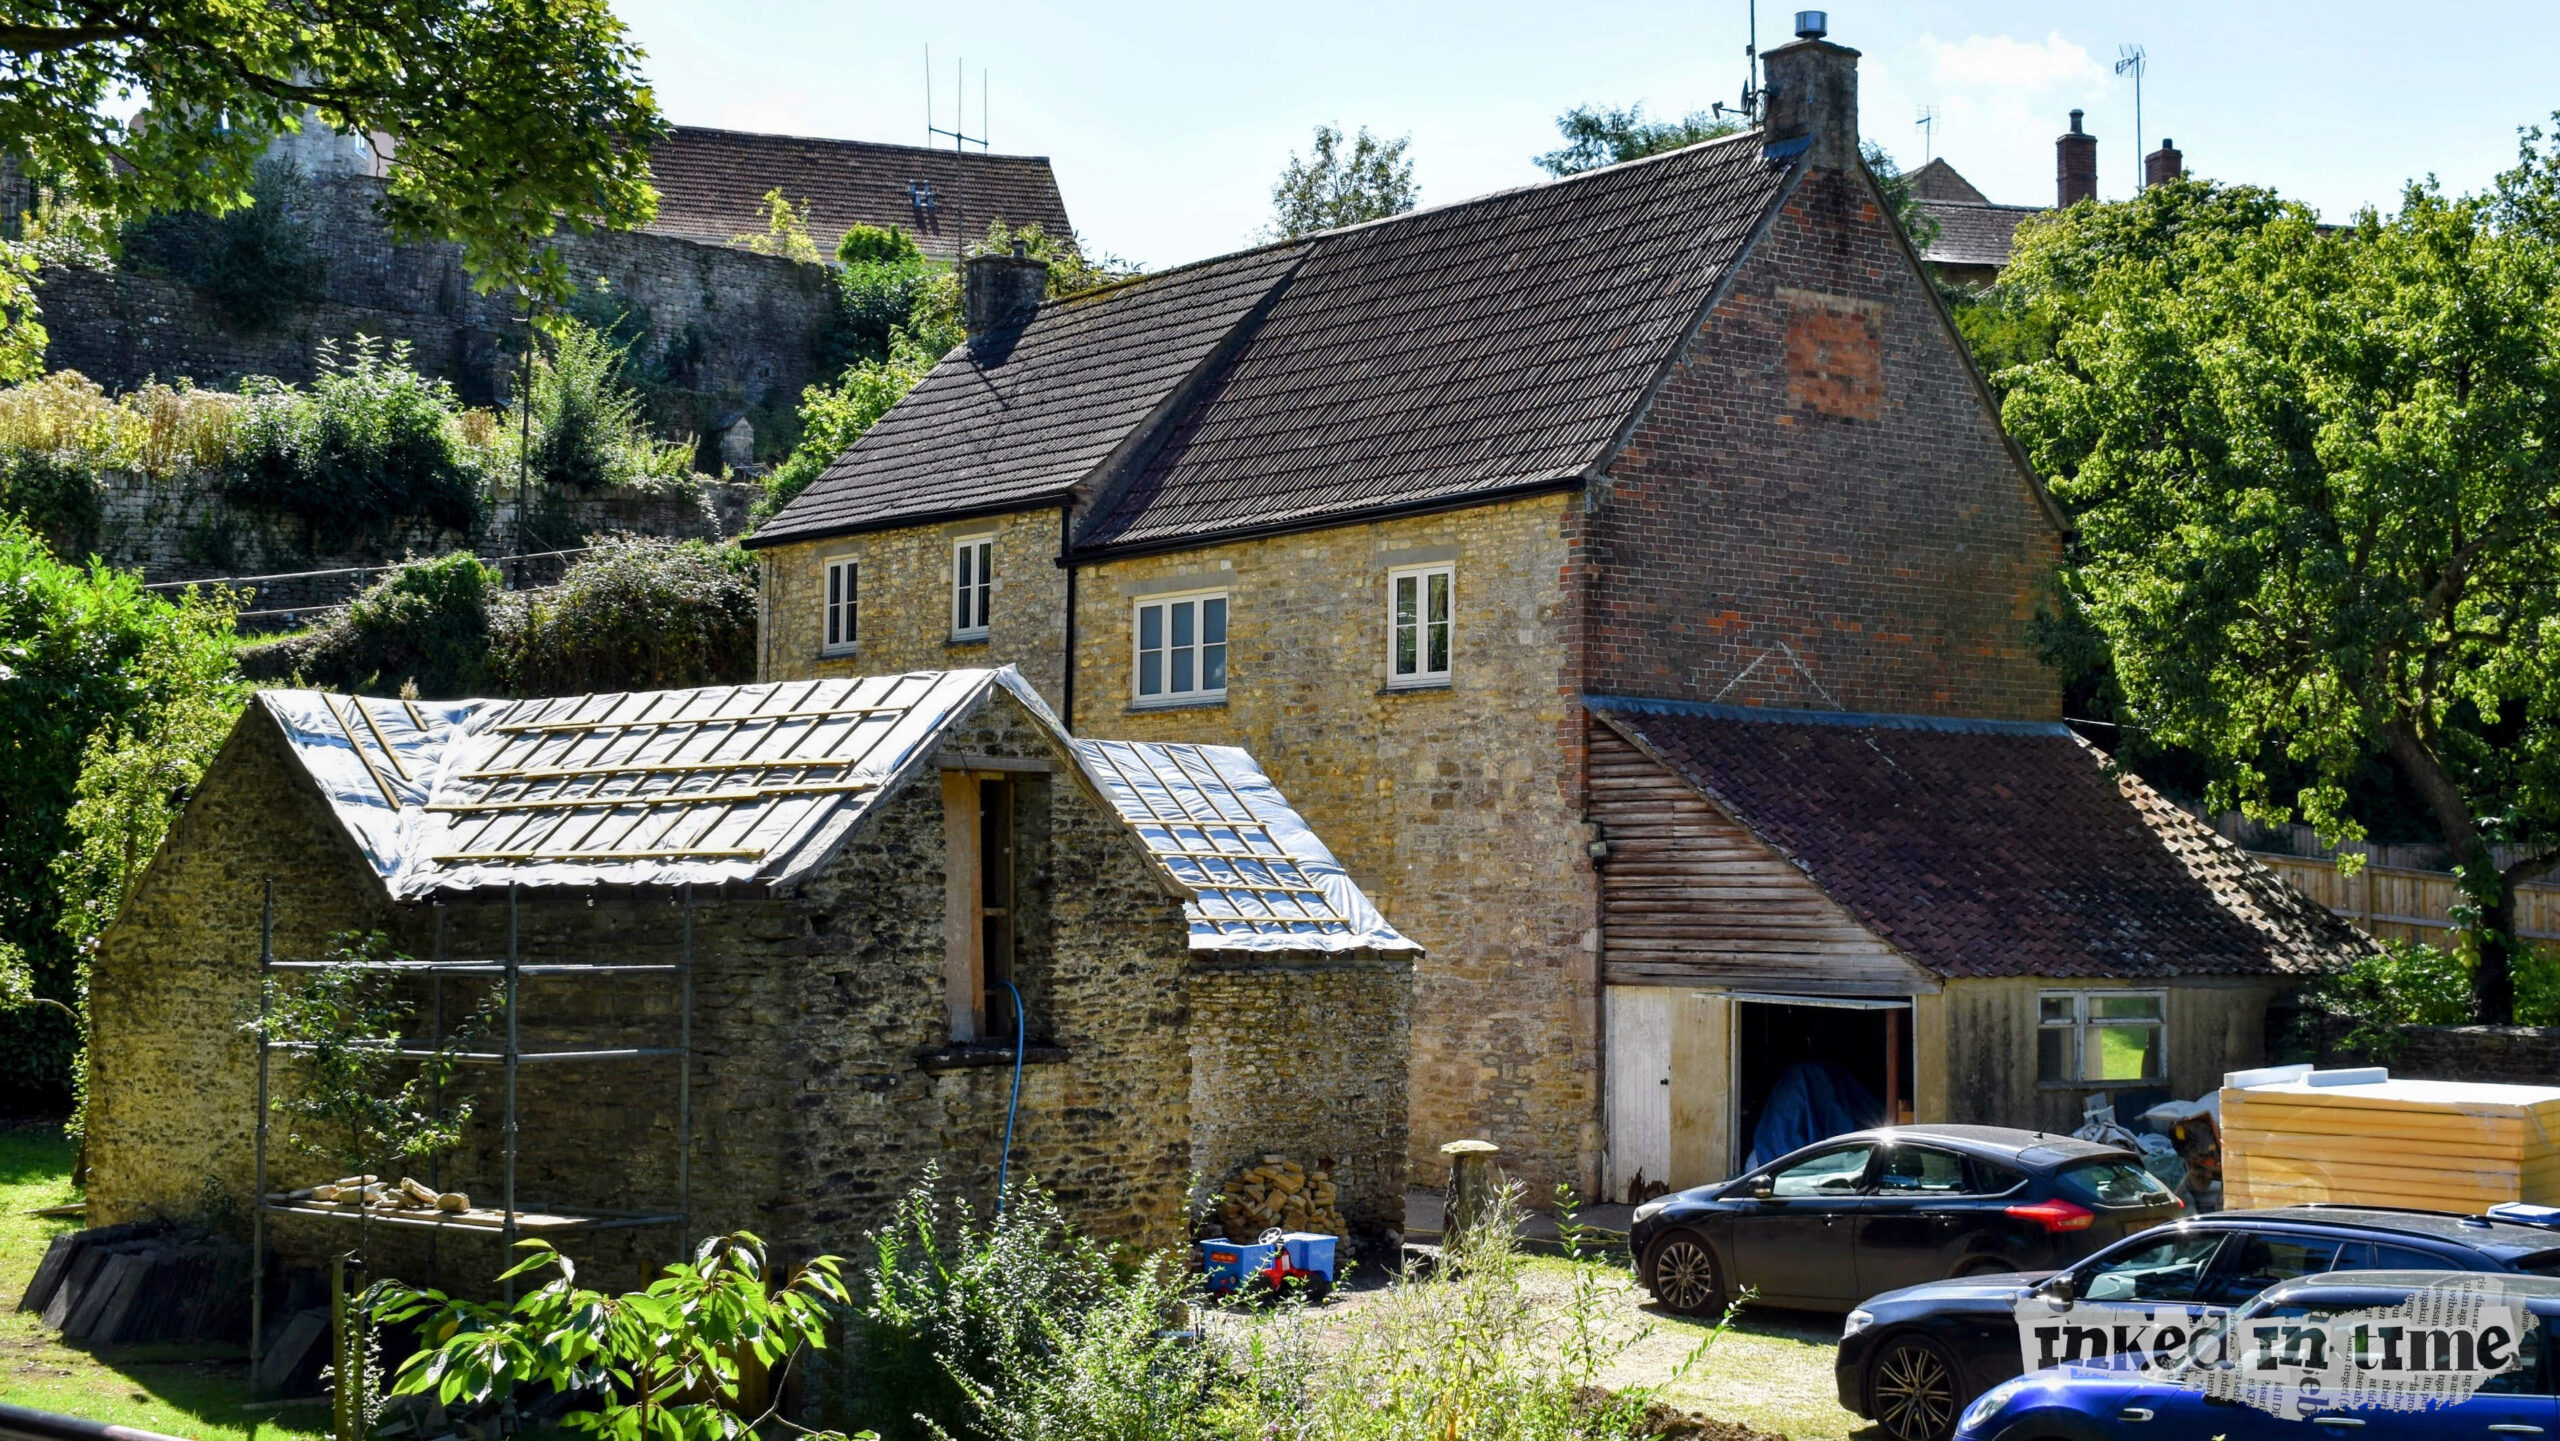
<box><xmin>2006</xmin><ymin>1199</ymin><xmax>2096</xmax><ymax>1233</ymax></box>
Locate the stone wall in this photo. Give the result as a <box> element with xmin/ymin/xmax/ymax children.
<box><xmin>38</xmin><ymin>173</ymin><xmax>842</xmax><ymax>458</ymax></box>
<box><xmin>102</xmin><ymin>466</ymin><xmax>759</xmax><ymax>615</ymax></box>
<box><xmin>1188</xmin><ymin>954</ymin><xmax>1413</xmax><ymax>1237</ymax></box>
<box><xmin>1587</xmin><ymin>165</ymin><xmax>2065</xmax><ymax>721</ymax></box>
<box><xmin>86</xmin><ymin>685</ymin><xmax>1205</xmax><ymax>1296</ymax></box>
<box><xmin>756</xmin><ymin>507</ymin><xmax>1068</xmax><ymax>705</ymax></box>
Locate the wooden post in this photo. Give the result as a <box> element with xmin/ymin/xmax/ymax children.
<box><xmin>941</xmin><ymin>770</ymin><xmax>984</xmax><ymax>1042</ymax></box>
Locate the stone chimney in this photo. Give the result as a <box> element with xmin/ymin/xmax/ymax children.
<box><xmin>963</xmin><ymin>244</ymin><xmax>1047</xmax><ymax>352</ymax></box>
<box><xmin>2144</xmin><ymin>138</ymin><xmax>2184</xmax><ymax>189</ymax></box>
<box><xmin>1760</xmin><ymin>12</ymin><xmax>1860</xmax><ymax>172</ymax></box>
<box><xmin>2056</xmin><ymin>110</ymin><xmax>2098</xmax><ymax>207</ymax></box>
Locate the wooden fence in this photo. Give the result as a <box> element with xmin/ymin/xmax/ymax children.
<box><xmin>2252</xmin><ymin>853</ymin><xmax>2560</xmax><ymax>949</ymax></box>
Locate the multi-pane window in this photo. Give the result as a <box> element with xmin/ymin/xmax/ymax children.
<box><xmin>952</xmin><ymin>535</ymin><xmax>993</xmax><ymax>640</ymax></box>
<box><xmin>1133</xmin><ymin>592</ymin><xmax>1227</xmax><ymax>704</ymax></box>
<box><xmin>1389</xmin><ymin>565</ymin><xmax>1453</xmax><ymax>687</ymax></box>
<box><xmin>2037</xmin><ymin>990</ymin><xmax>2165</xmax><ymax>1083</ymax></box>
<box><xmin>822</xmin><ymin>558</ymin><xmax>858</xmax><ymax>653</ymax></box>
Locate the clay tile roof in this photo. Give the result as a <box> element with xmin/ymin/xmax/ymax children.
<box><xmin>1920</xmin><ymin>199</ymin><xmax>2044</xmax><ymax>270</ymax></box>
<box><xmin>1906</xmin><ymin>158</ymin><xmax>1989</xmax><ymax>205</ymax></box>
<box><xmin>1588</xmin><ymin>698</ymin><xmax>2376</xmax><ymax>980</ymax></box>
<box><xmin>750</xmin><ymin>130</ymin><xmax>1801</xmax><ymax>552</ymax></box>
<box><xmin>643</xmin><ymin>126</ymin><xmax>1073</xmax><ymax>261</ymax></box>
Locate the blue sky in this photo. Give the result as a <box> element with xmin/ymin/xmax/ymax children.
<box><xmin>617</xmin><ymin>1</ymin><xmax>2560</xmax><ymax>269</ymax></box>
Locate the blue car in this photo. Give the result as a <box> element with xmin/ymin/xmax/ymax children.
<box><xmin>1953</xmin><ymin>1269</ymin><xmax>2560</xmax><ymax>1439</ymax></box>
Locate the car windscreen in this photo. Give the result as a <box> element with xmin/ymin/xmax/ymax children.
<box><xmin>2057</xmin><ymin>1159</ymin><xmax>2172</xmax><ymax>1207</ymax></box>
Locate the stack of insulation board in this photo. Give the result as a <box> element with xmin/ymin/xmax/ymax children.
<box><xmin>2222</xmin><ymin>1066</ymin><xmax>2560</xmax><ymax>1212</ymax></box>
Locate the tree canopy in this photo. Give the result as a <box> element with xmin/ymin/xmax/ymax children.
<box><xmin>0</xmin><ymin>0</ymin><xmax>664</xmax><ymax>360</ymax></box>
<box><xmin>1998</xmin><ymin>140</ymin><xmax>2560</xmax><ymax>1020</ymax></box>
<box><xmin>1534</xmin><ymin>103</ymin><xmax>1739</xmax><ymax>176</ymax></box>
<box><xmin>1265</xmin><ymin>124</ymin><xmax>1416</xmax><ymax>240</ymax></box>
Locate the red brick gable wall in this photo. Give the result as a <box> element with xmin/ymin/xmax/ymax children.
<box><xmin>1581</xmin><ymin>166</ymin><xmax>2063</xmax><ymax>721</ymax></box>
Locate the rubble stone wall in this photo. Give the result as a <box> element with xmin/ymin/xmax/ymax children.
<box><xmin>86</xmin><ymin>686</ymin><xmax>1200</xmax><ymax>1296</ymax></box>
<box><xmin>1187</xmin><ymin>954</ymin><xmax>1414</xmax><ymax>1237</ymax></box>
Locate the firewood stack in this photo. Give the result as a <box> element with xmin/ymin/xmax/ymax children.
<box><xmin>1216</xmin><ymin>1154</ymin><xmax>1348</xmax><ymax>1241</ymax></box>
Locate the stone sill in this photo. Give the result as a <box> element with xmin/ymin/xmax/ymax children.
<box><xmin>946</xmin><ymin>634</ymin><xmax>990</xmax><ymax>648</ymax></box>
<box><xmin>1381</xmin><ymin>680</ymin><xmax>1452</xmax><ymax>695</ymax></box>
<box><xmin>915</xmin><ymin>1043</ymin><xmax>1070</xmax><ymax>1073</ymax></box>
<box><xmin>1125</xmin><ymin>697</ymin><xmax>1227</xmax><ymax>715</ymax></box>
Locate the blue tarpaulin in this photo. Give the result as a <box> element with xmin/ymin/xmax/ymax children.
<box><xmin>1746</xmin><ymin>1061</ymin><xmax>1884</xmax><ymax>1171</ymax></box>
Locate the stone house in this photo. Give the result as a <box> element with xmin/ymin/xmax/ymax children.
<box><xmin>1909</xmin><ymin>117</ymin><xmax>2189</xmax><ymax>287</ymax></box>
<box><xmin>85</xmin><ymin>668</ymin><xmax>1414</xmax><ymax>1286</ymax></box>
<box><xmin>738</xmin><ymin>26</ymin><xmax>2369</xmax><ymax>1199</ymax></box>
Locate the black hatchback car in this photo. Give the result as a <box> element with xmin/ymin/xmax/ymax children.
<box><xmin>1629</xmin><ymin>1124</ymin><xmax>2180</xmax><ymax>1317</ymax></box>
<box><xmin>1837</xmin><ymin>1205</ymin><xmax>2560</xmax><ymax>1441</ymax></box>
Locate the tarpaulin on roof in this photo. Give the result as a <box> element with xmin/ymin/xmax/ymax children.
<box><xmin>1071</xmin><ymin>740</ymin><xmax>1415</xmax><ymax>954</ymax></box>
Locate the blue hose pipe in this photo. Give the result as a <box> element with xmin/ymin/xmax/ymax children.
<box><xmin>997</xmin><ymin>979</ymin><xmax>1026</xmax><ymax>1215</ymax></box>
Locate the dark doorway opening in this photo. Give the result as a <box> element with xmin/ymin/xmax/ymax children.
<box><xmin>1734</xmin><ymin>998</ymin><xmax>1914</xmax><ymax>1171</ymax></box>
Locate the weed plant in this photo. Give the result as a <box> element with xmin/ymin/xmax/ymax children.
<box><xmin>224</xmin><ymin>337</ymin><xmax>484</xmax><ymax>548</ymax></box>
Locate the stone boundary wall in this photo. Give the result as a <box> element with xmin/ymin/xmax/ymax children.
<box><xmin>92</xmin><ymin>467</ymin><xmax>760</xmax><ymax>620</ymax></box>
<box><xmin>1188</xmin><ymin>954</ymin><xmax>1415</xmax><ymax>1241</ymax></box>
<box><xmin>37</xmin><ymin>173</ymin><xmax>842</xmax><ymax>459</ymax></box>
<box><xmin>2390</xmin><ymin>1025</ymin><xmax>2560</xmax><ymax>1086</ymax></box>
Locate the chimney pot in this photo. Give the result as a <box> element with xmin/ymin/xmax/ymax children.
<box><xmin>2144</xmin><ymin>138</ymin><xmax>2184</xmax><ymax>189</ymax></box>
<box><xmin>964</xmin><ymin>250</ymin><xmax>1048</xmax><ymax>353</ymax></box>
<box><xmin>1793</xmin><ymin>9</ymin><xmax>1827</xmax><ymax>39</ymax></box>
<box><xmin>1760</xmin><ymin>28</ymin><xmax>1861</xmax><ymax>171</ymax></box>
<box><xmin>2056</xmin><ymin>110</ymin><xmax>2099</xmax><ymax>207</ymax></box>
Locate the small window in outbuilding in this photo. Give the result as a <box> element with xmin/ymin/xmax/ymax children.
<box><xmin>2037</xmin><ymin>989</ymin><xmax>2165</xmax><ymax>1083</ymax></box>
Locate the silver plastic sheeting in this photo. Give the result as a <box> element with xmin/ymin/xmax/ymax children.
<box><xmin>1072</xmin><ymin>739</ymin><xmax>1417</xmax><ymax>954</ymax></box>
<box><xmin>259</xmin><ymin>669</ymin><xmax>1032</xmax><ymax>899</ymax></box>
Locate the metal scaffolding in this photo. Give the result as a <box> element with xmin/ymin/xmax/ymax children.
<box><xmin>250</xmin><ymin>881</ymin><xmax>695</xmax><ymax>1373</ymax></box>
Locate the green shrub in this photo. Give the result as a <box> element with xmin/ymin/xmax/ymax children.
<box><xmin>0</xmin><ymin>450</ymin><xmax>100</xmax><ymax>556</ymax></box>
<box><xmin>121</xmin><ymin>158</ymin><xmax>327</xmax><ymax>331</ymax></box>
<box><xmin>2298</xmin><ymin>938</ymin><xmax>2477</xmax><ymax>1056</ymax></box>
<box><xmin>223</xmin><ymin>336</ymin><xmax>484</xmax><ymax>548</ymax></box>
<box><xmin>0</xmin><ymin>514</ymin><xmax>240</xmax><ymax>1104</ymax></box>
<box><xmin>250</xmin><ymin>551</ymin><xmax>502</xmax><ymax>699</ymax></box>
<box><xmin>495</xmin><ymin>536</ymin><xmax>756</xmax><ymax>696</ymax></box>
<box><xmin>521</xmin><ymin>319</ymin><xmax>693</xmax><ymax>492</ymax></box>
<box><xmin>836</xmin><ymin>223</ymin><xmax>924</xmax><ymax>267</ymax></box>
<box><xmin>756</xmin><ymin>328</ymin><xmax>946</xmax><ymax>523</ymax></box>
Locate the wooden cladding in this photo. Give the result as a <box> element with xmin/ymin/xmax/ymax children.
<box><xmin>1590</xmin><ymin>722</ymin><xmax>1929</xmax><ymax>993</ymax></box>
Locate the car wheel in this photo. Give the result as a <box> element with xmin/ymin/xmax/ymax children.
<box><xmin>1868</xmin><ymin>1332</ymin><xmax>1963</xmax><ymax>1441</ymax></box>
<box><xmin>1643</xmin><ymin>1230</ymin><xmax>1726</xmax><ymax>1317</ymax></box>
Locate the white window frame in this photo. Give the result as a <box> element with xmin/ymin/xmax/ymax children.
<box><xmin>1131</xmin><ymin>590</ymin><xmax>1228</xmax><ymax>707</ymax></box>
<box><xmin>2036</xmin><ymin>989</ymin><xmax>2167</xmax><ymax>1085</ymax></box>
<box><xmin>1387</xmin><ymin>563</ymin><xmax>1454</xmax><ymax>689</ymax></box>
<box><xmin>821</xmin><ymin>556</ymin><xmax>858</xmax><ymax>655</ymax></box>
<box><xmin>951</xmin><ymin>534</ymin><xmax>994</xmax><ymax>641</ymax></box>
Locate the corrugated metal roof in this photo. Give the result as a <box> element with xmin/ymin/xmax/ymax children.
<box><xmin>257</xmin><ymin>671</ymin><xmax>1414</xmax><ymax>953</ymax></box>
<box><xmin>1074</xmin><ymin>740</ymin><xmax>1416</xmax><ymax>953</ymax></box>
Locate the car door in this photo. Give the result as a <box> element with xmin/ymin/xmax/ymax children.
<box><xmin>1727</xmin><ymin>1141</ymin><xmax>1876</xmax><ymax>1308</ymax></box>
<box><xmin>1854</xmin><ymin>1142</ymin><xmax>1975</xmax><ymax>1300</ymax></box>
<box><xmin>2190</xmin><ymin>1231</ymin><xmax>2352</xmax><ymax>1310</ymax></box>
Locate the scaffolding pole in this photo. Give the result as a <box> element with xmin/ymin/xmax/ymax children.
<box><xmin>250</xmin><ymin>880</ymin><xmax>273</xmax><ymax>1381</ymax></box>
<box><xmin>502</xmin><ymin>884</ymin><xmax>519</xmax><ymax>1304</ymax></box>
<box><xmin>679</xmin><ymin>885</ymin><xmax>694</xmax><ymax>1266</ymax></box>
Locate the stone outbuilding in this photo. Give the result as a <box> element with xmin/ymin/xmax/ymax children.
<box><xmin>86</xmin><ymin>667</ymin><xmax>1414</xmax><ymax>1288</ymax></box>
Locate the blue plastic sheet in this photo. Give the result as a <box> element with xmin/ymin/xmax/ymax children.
<box><xmin>1746</xmin><ymin>1061</ymin><xmax>1884</xmax><ymax>1170</ymax></box>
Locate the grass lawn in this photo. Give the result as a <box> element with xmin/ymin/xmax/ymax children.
<box><xmin>0</xmin><ymin>1122</ymin><xmax>326</xmax><ymax>1441</ymax></box>
<box><xmin>1513</xmin><ymin>1256</ymin><xmax>1879</xmax><ymax>1441</ymax></box>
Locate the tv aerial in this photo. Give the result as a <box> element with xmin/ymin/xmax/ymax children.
<box><xmin>1915</xmin><ymin>106</ymin><xmax>1940</xmax><ymax>164</ymax></box>
<box><xmin>2115</xmin><ymin>44</ymin><xmax>2148</xmax><ymax>176</ymax></box>
<box><xmin>1711</xmin><ymin>0</ymin><xmax>1763</xmax><ymax>126</ymax></box>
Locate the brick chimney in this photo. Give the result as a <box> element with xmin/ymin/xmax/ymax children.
<box><xmin>2056</xmin><ymin>110</ymin><xmax>2098</xmax><ymax>207</ymax></box>
<box><xmin>963</xmin><ymin>244</ymin><xmax>1047</xmax><ymax>353</ymax></box>
<box><xmin>2144</xmin><ymin>138</ymin><xmax>2184</xmax><ymax>189</ymax></box>
<box><xmin>1761</xmin><ymin>12</ymin><xmax>1860</xmax><ymax>172</ymax></box>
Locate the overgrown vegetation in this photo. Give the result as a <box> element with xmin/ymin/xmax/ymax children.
<box><xmin>224</xmin><ymin>337</ymin><xmax>487</xmax><ymax>548</ymax></box>
<box><xmin>252</xmin><ymin>537</ymin><xmax>758</xmax><ymax>699</ymax></box>
<box><xmin>121</xmin><ymin>158</ymin><xmax>328</xmax><ymax>331</ymax></box>
<box><xmin>2296</xmin><ymin>939</ymin><xmax>2560</xmax><ymax>1058</ymax></box>
<box><xmin>0</xmin><ymin>515</ymin><xmax>242</xmax><ymax>1106</ymax></box>
<box><xmin>732</xmin><ymin>188</ymin><xmax>826</xmax><ymax>265</ymax></box>
<box><xmin>521</xmin><ymin>320</ymin><xmax>697</xmax><ymax>493</ymax></box>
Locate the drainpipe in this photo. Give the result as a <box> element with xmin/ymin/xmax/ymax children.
<box><xmin>1059</xmin><ymin>502</ymin><xmax>1078</xmax><ymax>730</ymax></box>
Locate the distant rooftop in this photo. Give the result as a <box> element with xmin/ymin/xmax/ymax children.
<box><xmin>643</xmin><ymin>125</ymin><xmax>1074</xmax><ymax>261</ymax></box>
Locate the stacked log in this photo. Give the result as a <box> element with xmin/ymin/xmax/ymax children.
<box><xmin>1215</xmin><ymin>1154</ymin><xmax>1348</xmax><ymax>1241</ymax></box>
<box><xmin>287</xmin><ymin>1173</ymin><xmax>469</xmax><ymax>1214</ymax></box>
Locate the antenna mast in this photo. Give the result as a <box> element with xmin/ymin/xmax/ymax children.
<box><xmin>2115</xmin><ymin>44</ymin><xmax>2148</xmax><ymax>180</ymax></box>
<box><xmin>925</xmin><ymin>46</ymin><xmax>990</xmax><ymax>255</ymax></box>
<box><xmin>1915</xmin><ymin>106</ymin><xmax>1939</xmax><ymax>164</ymax></box>
<box><xmin>1712</xmin><ymin>0</ymin><xmax>1763</xmax><ymax>126</ymax></box>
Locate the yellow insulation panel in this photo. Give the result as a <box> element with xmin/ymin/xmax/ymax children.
<box><xmin>2222</xmin><ymin>1077</ymin><xmax>2560</xmax><ymax>1212</ymax></box>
